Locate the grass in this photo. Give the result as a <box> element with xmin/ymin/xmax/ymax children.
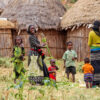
<box><xmin>0</xmin><ymin>57</ymin><xmax>100</xmax><ymax>100</ymax></box>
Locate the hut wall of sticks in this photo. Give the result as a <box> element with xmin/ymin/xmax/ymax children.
<box><xmin>15</xmin><ymin>29</ymin><xmax>66</xmax><ymax>58</ymax></box>
<box><xmin>61</xmin><ymin>0</ymin><xmax>100</xmax><ymax>61</ymax></box>
<box><xmin>0</xmin><ymin>19</ymin><xmax>15</xmax><ymax>56</ymax></box>
<box><xmin>1</xmin><ymin>0</ymin><xmax>66</xmax><ymax>58</ymax></box>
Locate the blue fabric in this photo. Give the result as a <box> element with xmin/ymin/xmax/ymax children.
<box><xmin>91</xmin><ymin>48</ymin><xmax>100</xmax><ymax>51</ymax></box>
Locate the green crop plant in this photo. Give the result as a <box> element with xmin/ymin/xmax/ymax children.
<box><xmin>70</xmin><ymin>0</ymin><xmax>77</xmax><ymax>3</ymax></box>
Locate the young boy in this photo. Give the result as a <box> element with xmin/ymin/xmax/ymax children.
<box><xmin>82</xmin><ymin>58</ymin><xmax>94</xmax><ymax>88</ymax></box>
<box><xmin>62</xmin><ymin>41</ymin><xmax>77</xmax><ymax>82</ymax></box>
<box><xmin>48</xmin><ymin>59</ymin><xmax>59</xmax><ymax>81</ymax></box>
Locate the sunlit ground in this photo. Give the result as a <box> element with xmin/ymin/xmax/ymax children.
<box><xmin>0</xmin><ymin>57</ymin><xmax>100</xmax><ymax>100</ymax></box>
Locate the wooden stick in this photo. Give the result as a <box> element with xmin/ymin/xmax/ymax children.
<box><xmin>18</xmin><ymin>29</ymin><xmax>21</xmax><ymax>35</ymax></box>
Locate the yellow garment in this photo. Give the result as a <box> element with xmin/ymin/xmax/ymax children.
<box><xmin>82</xmin><ymin>63</ymin><xmax>94</xmax><ymax>74</ymax></box>
<box><xmin>88</xmin><ymin>31</ymin><xmax>100</xmax><ymax>47</ymax></box>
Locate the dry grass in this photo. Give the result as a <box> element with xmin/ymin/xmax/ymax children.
<box><xmin>0</xmin><ymin>57</ymin><xmax>100</xmax><ymax>100</ymax></box>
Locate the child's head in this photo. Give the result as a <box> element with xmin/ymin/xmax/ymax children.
<box><xmin>84</xmin><ymin>57</ymin><xmax>90</xmax><ymax>64</ymax></box>
<box><xmin>50</xmin><ymin>59</ymin><xmax>56</xmax><ymax>66</ymax></box>
<box><xmin>15</xmin><ymin>36</ymin><xmax>23</xmax><ymax>46</ymax></box>
<box><xmin>66</xmin><ymin>41</ymin><xmax>73</xmax><ymax>50</ymax></box>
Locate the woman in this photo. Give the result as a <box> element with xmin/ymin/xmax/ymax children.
<box><xmin>27</xmin><ymin>25</ymin><xmax>49</xmax><ymax>77</ymax></box>
<box><xmin>88</xmin><ymin>21</ymin><xmax>100</xmax><ymax>85</ymax></box>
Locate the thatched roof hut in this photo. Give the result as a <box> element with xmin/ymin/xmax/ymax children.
<box><xmin>61</xmin><ymin>0</ymin><xmax>100</xmax><ymax>29</ymax></box>
<box><xmin>61</xmin><ymin>0</ymin><xmax>100</xmax><ymax>61</ymax></box>
<box><xmin>1</xmin><ymin>0</ymin><xmax>66</xmax><ymax>30</ymax></box>
<box><xmin>0</xmin><ymin>18</ymin><xmax>15</xmax><ymax>28</ymax></box>
<box><xmin>1</xmin><ymin>0</ymin><xmax>66</xmax><ymax>58</ymax></box>
<box><xmin>0</xmin><ymin>19</ymin><xmax>15</xmax><ymax>56</ymax></box>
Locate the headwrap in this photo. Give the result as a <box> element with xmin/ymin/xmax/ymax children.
<box><xmin>92</xmin><ymin>21</ymin><xmax>100</xmax><ymax>36</ymax></box>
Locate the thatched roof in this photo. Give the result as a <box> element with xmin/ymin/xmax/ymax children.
<box><xmin>1</xmin><ymin>0</ymin><xmax>10</xmax><ymax>5</ymax></box>
<box><xmin>0</xmin><ymin>19</ymin><xmax>15</xmax><ymax>29</ymax></box>
<box><xmin>61</xmin><ymin>0</ymin><xmax>100</xmax><ymax>30</ymax></box>
<box><xmin>1</xmin><ymin>0</ymin><xmax>66</xmax><ymax>30</ymax></box>
<box><xmin>0</xmin><ymin>1</ymin><xmax>5</xmax><ymax>14</ymax></box>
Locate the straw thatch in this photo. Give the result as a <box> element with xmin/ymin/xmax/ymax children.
<box><xmin>0</xmin><ymin>1</ymin><xmax>5</xmax><ymax>14</ymax></box>
<box><xmin>61</xmin><ymin>0</ymin><xmax>100</xmax><ymax>29</ymax></box>
<box><xmin>0</xmin><ymin>0</ymin><xmax>10</xmax><ymax>5</ymax></box>
<box><xmin>0</xmin><ymin>19</ymin><xmax>15</xmax><ymax>29</ymax></box>
<box><xmin>1</xmin><ymin>0</ymin><xmax>66</xmax><ymax>30</ymax></box>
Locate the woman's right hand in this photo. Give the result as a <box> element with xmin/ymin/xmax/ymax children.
<box><xmin>41</xmin><ymin>43</ymin><xmax>46</xmax><ymax>47</ymax></box>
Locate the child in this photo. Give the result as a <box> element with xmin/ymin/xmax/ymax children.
<box><xmin>82</xmin><ymin>58</ymin><xmax>94</xmax><ymax>88</ymax></box>
<box><xmin>62</xmin><ymin>41</ymin><xmax>77</xmax><ymax>82</ymax></box>
<box><xmin>12</xmin><ymin>36</ymin><xmax>26</xmax><ymax>83</ymax></box>
<box><xmin>48</xmin><ymin>59</ymin><xmax>59</xmax><ymax>81</ymax></box>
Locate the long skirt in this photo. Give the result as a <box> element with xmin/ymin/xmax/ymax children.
<box><xmin>28</xmin><ymin>55</ymin><xmax>43</xmax><ymax>76</ymax></box>
<box><xmin>91</xmin><ymin>48</ymin><xmax>100</xmax><ymax>85</ymax></box>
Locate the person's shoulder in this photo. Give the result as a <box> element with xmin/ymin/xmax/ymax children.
<box><xmin>64</xmin><ymin>50</ymin><xmax>68</xmax><ymax>53</ymax></box>
<box><xmin>89</xmin><ymin>64</ymin><xmax>94</xmax><ymax>68</ymax></box>
<box><xmin>72</xmin><ymin>50</ymin><xmax>77</xmax><ymax>53</ymax></box>
<box><xmin>89</xmin><ymin>31</ymin><xmax>95</xmax><ymax>35</ymax></box>
<box><xmin>48</xmin><ymin>66</ymin><xmax>52</xmax><ymax>70</ymax></box>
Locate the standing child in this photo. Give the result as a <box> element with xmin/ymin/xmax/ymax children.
<box><xmin>12</xmin><ymin>36</ymin><xmax>26</xmax><ymax>83</ymax></box>
<box><xmin>62</xmin><ymin>41</ymin><xmax>77</xmax><ymax>82</ymax></box>
<box><xmin>82</xmin><ymin>58</ymin><xmax>94</xmax><ymax>88</ymax></box>
<box><xmin>48</xmin><ymin>59</ymin><xmax>59</xmax><ymax>81</ymax></box>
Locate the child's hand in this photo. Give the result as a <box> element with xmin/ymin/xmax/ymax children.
<box><xmin>42</xmin><ymin>43</ymin><xmax>46</xmax><ymax>46</ymax></box>
<box><xmin>23</xmin><ymin>57</ymin><xmax>25</xmax><ymax>61</ymax></box>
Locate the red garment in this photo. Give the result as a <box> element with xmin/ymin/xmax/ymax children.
<box><xmin>48</xmin><ymin>66</ymin><xmax>57</xmax><ymax>80</ymax></box>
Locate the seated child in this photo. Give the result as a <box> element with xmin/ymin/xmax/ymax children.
<box><xmin>82</xmin><ymin>58</ymin><xmax>94</xmax><ymax>88</ymax></box>
<box><xmin>48</xmin><ymin>59</ymin><xmax>59</xmax><ymax>81</ymax></box>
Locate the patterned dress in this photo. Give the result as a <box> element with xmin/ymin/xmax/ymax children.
<box><xmin>28</xmin><ymin>35</ymin><xmax>43</xmax><ymax>76</ymax></box>
<box><xmin>12</xmin><ymin>46</ymin><xmax>25</xmax><ymax>79</ymax></box>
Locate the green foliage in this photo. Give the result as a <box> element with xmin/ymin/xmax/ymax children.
<box><xmin>77</xmin><ymin>62</ymin><xmax>84</xmax><ymax>73</ymax></box>
<box><xmin>70</xmin><ymin>0</ymin><xmax>77</xmax><ymax>3</ymax></box>
<box><xmin>0</xmin><ymin>57</ymin><xmax>12</xmax><ymax>68</ymax></box>
<box><xmin>43</xmin><ymin>77</ymin><xmax>58</xmax><ymax>90</ymax></box>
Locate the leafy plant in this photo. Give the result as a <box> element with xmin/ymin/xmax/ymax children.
<box><xmin>70</xmin><ymin>0</ymin><xmax>77</xmax><ymax>3</ymax></box>
<box><xmin>0</xmin><ymin>57</ymin><xmax>12</xmax><ymax>68</ymax></box>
